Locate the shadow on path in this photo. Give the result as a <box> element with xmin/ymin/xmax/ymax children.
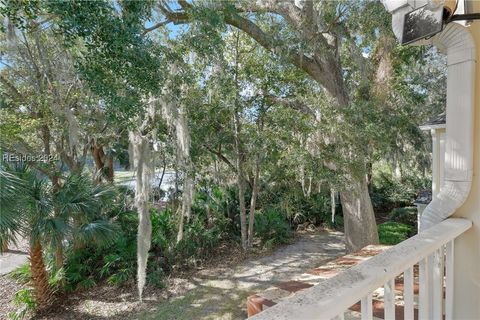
<box><xmin>134</xmin><ymin>230</ymin><xmax>345</xmax><ymax>320</ymax></box>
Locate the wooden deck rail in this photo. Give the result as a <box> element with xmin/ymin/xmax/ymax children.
<box><xmin>250</xmin><ymin>218</ymin><xmax>472</xmax><ymax>320</ymax></box>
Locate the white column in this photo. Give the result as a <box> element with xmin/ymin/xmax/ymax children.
<box><xmin>431</xmin><ymin>129</ymin><xmax>440</xmax><ymax>197</ymax></box>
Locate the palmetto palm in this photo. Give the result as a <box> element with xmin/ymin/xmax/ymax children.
<box><xmin>53</xmin><ymin>173</ymin><xmax>119</xmax><ymax>251</ymax></box>
<box><xmin>1</xmin><ymin>164</ymin><xmax>60</xmax><ymax>305</ymax></box>
<box><xmin>0</xmin><ymin>163</ymin><xmax>117</xmax><ymax>306</ymax></box>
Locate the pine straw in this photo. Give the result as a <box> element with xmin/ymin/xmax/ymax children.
<box><xmin>0</xmin><ymin>274</ymin><xmax>27</xmax><ymax>319</ymax></box>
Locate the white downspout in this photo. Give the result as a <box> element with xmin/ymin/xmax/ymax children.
<box><xmin>419</xmin><ymin>23</ymin><xmax>476</xmax><ymax>230</ymax></box>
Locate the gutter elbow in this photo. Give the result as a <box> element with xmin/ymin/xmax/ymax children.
<box><xmin>420</xmin><ymin>180</ymin><xmax>472</xmax><ymax>230</ymax></box>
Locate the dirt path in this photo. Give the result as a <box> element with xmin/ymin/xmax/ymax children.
<box><xmin>0</xmin><ymin>239</ymin><xmax>29</xmax><ymax>276</ymax></box>
<box><xmin>25</xmin><ymin>230</ymin><xmax>344</xmax><ymax>320</ymax></box>
<box><xmin>0</xmin><ymin>239</ymin><xmax>30</xmax><ymax>319</ymax></box>
<box><xmin>136</xmin><ymin>230</ymin><xmax>345</xmax><ymax>320</ymax></box>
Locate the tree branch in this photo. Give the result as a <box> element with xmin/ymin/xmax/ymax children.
<box><xmin>142</xmin><ymin>21</ymin><xmax>169</xmax><ymax>35</ymax></box>
<box><xmin>267</xmin><ymin>95</ymin><xmax>315</xmax><ymax>117</ymax></box>
<box><xmin>157</xmin><ymin>1</ymin><xmax>349</xmax><ymax>106</ymax></box>
<box><xmin>223</xmin><ymin>12</ymin><xmax>330</xmax><ymax>87</ymax></box>
<box><xmin>157</xmin><ymin>2</ymin><xmax>189</xmax><ymax>23</ymax></box>
<box><xmin>0</xmin><ymin>74</ymin><xmax>23</xmax><ymax>101</ymax></box>
<box><xmin>203</xmin><ymin>144</ymin><xmax>236</xmax><ymax>171</ymax></box>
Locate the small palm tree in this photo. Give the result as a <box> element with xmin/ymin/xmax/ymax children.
<box><xmin>0</xmin><ymin>163</ymin><xmax>117</xmax><ymax>307</ymax></box>
<box><xmin>1</xmin><ymin>164</ymin><xmax>61</xmax><ymax>305</ymax></box>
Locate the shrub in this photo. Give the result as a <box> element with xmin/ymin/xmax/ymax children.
<box><xmin>10</xmin><ymin>264</ymin><xmax>31</xmax><ymax>284</ymax></box>
<box><xmin>388</xmin><ymin>207</ymin><xmax>418</xmax><ymax>229</ymax></box>
<box><xmin>150</xmin><ymin>208</ymin><xmax>178</xmax><ymax>269</ymax></box>
<box><xmin>176</xmin><ymin>215</ymin><xmax>224</xmax><ymax>264</ymax></box>
<box><xmin>100</xmin><ymin>235</ymin><xmax>136</xmax><ymax>286</ymax></box>
<box><xmin>255</xmin><ymin>209</ymin><xmax>293</xmax><ymax>248</ymax></box>
<box><xmin>146</xmin><ymin>264</ymin><xmax>166</xmax><ymax>289</ymax></box>
<box><xmin>371</xmin><ymin>173</ymin><xmax>414</xmax><ymax>213</ymax></box>
<box><xmin>378</xmin><ymin>222</ymin><xmax>413</xmax><ymax>245</ymax></box>
<box><xmin>8</xmin><ymin>288</ymin><xmax>36</xmax><ymax>320</ymax></box>
<box><xmin>64</xmin><ymin>210</ymin><xmax>137</xmax><ymax>290</ymax></box>
<box><xmin>258</xmin><ymin>181</ymin><xmax>336</xmax><ymax>228</ymax></box>
<box><xmin>371</xmin><ymin>169</ymin><xmax>430</xmax><ymax>214</ymax></box>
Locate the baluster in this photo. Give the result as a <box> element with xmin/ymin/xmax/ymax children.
<box><xmin>403</xmin><ymin>266</ymin><xmax>414</xmax><ymax>320</ymax></box>
<box><xmin>384</xmin><ymin>278</ymin><xmax>395</xmax><ymax>319</ymax></box>
<box><xmin>419</xmin><ymin>256</ymin><xmax>430</xmax><ymax>319</ymax></box>
<box><xmin>361</xmin><ymin>294</ymin><xmax>373</xmax><ymax>320</ymax></box>
<box><xmin>445</xmin><ymin>240</ymin><xmax>454</xmax><ymax>320</ymax></box>
<box><xmin>432</xmin><ymin>248</ymin><xmax>443</xmax><ymax>319</ymax></box>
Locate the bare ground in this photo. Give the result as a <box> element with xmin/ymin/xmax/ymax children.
<box><xmin>1</xmin><ymin>238</ymin><xmax>30</xmax><ymax>319</ymax></box>
<box><xmin>3</xmin><ymin>230</ymin><xmax>345</xmax><ymax>320</ymax></box>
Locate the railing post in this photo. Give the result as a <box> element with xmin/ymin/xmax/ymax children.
<box><xmin>432</xmin><ymin>248</ymin><xmax>444</xmax><ymax>319</ymax></box>
<box><xmin>419</xmin><ymin>256</ymin><xmax>430</xmax><ymax>319</ymax></box>
<box><xmin>445</xmin><ymin>240</ymin><xmax>454</xmax><ymax>320</ymax></box>
<box><xmin>384</xmin><ymin>279</ymin><xmax>395</xmax><ymax>319</ymax></box>
<box><xmin>403</xmin><ymin>266</ymin><xmax>414</xmax><ymax>320</ymax></box>
<box><xmin>361</xmin><ymin>294</ymin><xmax>373</xmax><ymax>320</ymax></box>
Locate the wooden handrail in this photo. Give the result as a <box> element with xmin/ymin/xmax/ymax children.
<box><xmin>250</xmin><ymin>218</ymin><xmax>472</xmax><ymax>320</ymax></box>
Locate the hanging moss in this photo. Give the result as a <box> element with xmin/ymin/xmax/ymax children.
<box><xmin>129</xmin><ymin>130</ymin><xmax>153</xmax><ymax>301</ymax></box>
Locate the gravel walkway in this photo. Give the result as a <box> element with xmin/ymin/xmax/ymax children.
<box><xmin>0</xmin><ymin>238</ymin><xmax>29</xmax><ymax>275</ymax></box>
<box><xmin>0</xmin><ymin>238</ymin><xmax>30</xmax><ymax>319</ymax></box>
<box><xmin>4</xmin><ymin>230</ymin><xmax>345</xmax><ymax>320</ymax></box>
<box><xmin>138</xmin><ymin>230</ymin><xmax>346</xmax><ymax>320</ymax></box>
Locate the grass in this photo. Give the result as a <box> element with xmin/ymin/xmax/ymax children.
<box><xmin>135</xmin><ymin>286</ymin><xmax>252</xmax><ymax>320</ymax></box>
<box><xmin>114</xmin><ymin>170</ymin><xmax>136</xmax><ymax>184</ymax></box>
<box><xmin>10</xmin><ymin>263</ymin><xmax>31</xmax><ymax>284</ymax></box>
<box><xmin>378</xmin><ymin>221</ymin><xmax>413</xmax><ymax>245</ymax></box>
<box><xmin>114</xmin><ymin>169</ymin><xmax>169</xmax><ymax>184</ymax></box>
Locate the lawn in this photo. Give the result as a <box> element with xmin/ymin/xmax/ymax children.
<box><xmin>378</xmin><ymin>222</ymin><xmax>413</xmax><ymax>245</ymax></box>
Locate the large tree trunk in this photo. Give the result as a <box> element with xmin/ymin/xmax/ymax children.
<box><xmin>340</xmin><ymin>176</ymin><xmax>379</xmax><ymax>252</ymax></box>
<box><xmin>30</xmin><ymin>243</ymin><xmax>51</xmax><ymax>306</ymax></box>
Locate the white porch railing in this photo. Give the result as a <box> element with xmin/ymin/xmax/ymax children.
<box><xmin>250</xmin><ymin>218</ymin><xmax>472</xmax><ymax>320</ymax></box>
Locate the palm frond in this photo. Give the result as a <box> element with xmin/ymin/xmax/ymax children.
<box><xmin>0</xmin><ymin>166</ymin><xmax>29</xmax><ymax>245</ymax></box>
<box><xmin>54</xmin><ymin>174</ymin><xmax>116</xmax><ymax>221</ymax></box>
<box><xmin>74</xmin><ymin>219</ymin><xmax>119</xmax><ymax>248</ymax></box>
<box><xmin>32</xmin><ymin>216</ymin><xmax>71</xmax><ymax>248</ymax></box>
